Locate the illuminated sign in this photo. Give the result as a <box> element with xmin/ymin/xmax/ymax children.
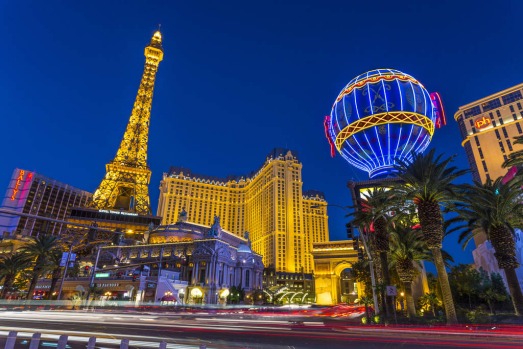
<box><xmin>10</xmin><ymin>170</ymin><xmax>28</xmax><ymax>201</ymax></box>
<box><xmin>324</xmin><ymin>116</ymin><xmax>336</xmax><ymax>158</ymax></box>
<box><xmin>95</xmin><ymin>273</ymin><xmax>110</xmax><ymax>278</ymax></box>
<box><xmin>430</xmin><ymin>92</ymin><xmax>447</xmax><ymax>128</ymax></box>
<box><xmin>474</xmin><ymin>116</ymin><xmax>491</xmax><ymax>129</ymax></box>
<box><xmin>98</xmin><ymin>209</ymin><xmax>138</xmax><ymax>216</ymax></box>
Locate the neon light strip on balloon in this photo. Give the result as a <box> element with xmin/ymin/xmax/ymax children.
<box><xmin>351</xmin><ymin>89</ymin><xmax>379</xmax><ymax>170</ymax></box>
<box><xmin>398</xmin><ymin>81</ymin><xmax>419</xmax><ymax>161</ymax></box>
<box><xmin>365</xmin><ymin>73</ymin><xmax>384</xmax><ymax>167</ymax></box>
<box><xmin>330</xmin><ymin>106</ymin><xmax>374</xmax><ymax>171</ymax></box>
<box><xmin>334</xmin><ymin>111</ymin><xmax>435</xmax><ymax>151</ymax></box>
<box><xmin>334</xmin><ymin>73</ymin><xmax>425</xmax><ymax>104</ymax></box>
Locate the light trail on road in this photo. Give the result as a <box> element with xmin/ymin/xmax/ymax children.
<box><xmin>0</xmin><ymin>310</ymin><xmax>522</xmax><ymax>349</ymax></box>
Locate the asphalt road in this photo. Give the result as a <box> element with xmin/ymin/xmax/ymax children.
<box><xmin>0</xmin><ymin>310</ymin><xmax>522</xmax><ymax>349</ymax></box>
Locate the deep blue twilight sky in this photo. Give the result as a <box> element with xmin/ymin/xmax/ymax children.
<box><xmin>1</xmin><ymin>1</ymin><xmax>522</xmax><ymax>268</ymax></box>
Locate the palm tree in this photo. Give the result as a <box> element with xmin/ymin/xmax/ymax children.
<box><xmin>0</xmin><ymin>253</ymin><xmax>31</xmax><ymax>299</ymax></box>
<box><xmin>20</xmin><ymin>234</ymin><xmax>61</xmax><ymax>300</ymax></box>
<box><xmin>454</xmin><ymin>177</ymin><xmax>523</xmax><ymax>315</ymax></box>
<box><xmin>351</xmin><ymin>187</ymin><xmax>395</xmax><ymax>316</ymax></box>
<box><xmin>502</xmin><ymin>135</ymin><xmax>523</xmax><ymax>168</ymax></box>
<box><xmin>392</xmin><ymin>149</ymin><xmax>468</xmax><ymax>324</ymax></box>
<box><xmin>388</xmin><ymin>224</ymin><xmax>431</xmax><ymax>318</ymax></box>
<box><xmin>46</xmin><ymin>250</ymin><xmax>64</xmax><ymax>300</ymax></box>
<box><xmin>419</xmin><ymin>292</ymin><xmax>441</xmax><ymax>317</ymax></box>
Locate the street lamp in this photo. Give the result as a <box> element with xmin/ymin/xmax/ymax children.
<box><xmin>311</xmin><ymin>203</ymin><xmax>380</xmax><ymax>315</ymax></box>
<box><xmin>57</xmin><ymin>234</ymin><xmax>84</xmax><ymax>300</ymax></box>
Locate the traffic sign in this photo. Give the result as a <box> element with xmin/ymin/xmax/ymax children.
<box><xmin>386</xmin><ymin>285</ymin><xmax>397</xmax><ymax>296</ymax></box>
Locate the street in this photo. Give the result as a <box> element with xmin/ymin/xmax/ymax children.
<box><xmin>0</xmin><ymin>310</ymin><xmax>522</xmax><ymax>349</ymax></box>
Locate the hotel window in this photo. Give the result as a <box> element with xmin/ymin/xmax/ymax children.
<box><xmin>502</xmin><ymin>91</ymin><xmax>522</xmax><ymax>104</ymax></box>
<box><xmin>502</xmin><ymin>127</ymin><xmax>509</xmax><ymax>138</ymax></box>
<box><xmin>464</xmin><ymin>106</ymin><xmax>481</xmax><ymax>118</ymax></box>
<box><xmin>482</xmin><ymin>161</ymin><xmax>488</xmax><ymax>172</ymax></box>
<box><xmin>517</xmin><ymin>123</ymin><xmax>523</xmax><ymax>134</ymax></box>
<box><xmin>518</xmin><ymin>102</ymin><xmax>522</xmax><ymax>110</ymax></box>
<box><xmin>482</xmin><ymin>98</ymin><xmax>501</xmax><ymax>112</ymax></box>
<box><xmin>499</xmin><ymin>141</ymin><xmax>506</xmax><ymax>153</ymax></box>
<box><xmin>510</xmin><ymin>105</ymin><xmax>515</xmax><ymax>113</ymax></box>
<box><xmin>507</xmin><ymin>139</ymin><xmax>513</xmax><ymax>152</ymax></box>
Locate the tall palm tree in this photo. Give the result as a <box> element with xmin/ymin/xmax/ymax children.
<box><xmin>392</xmin><ymin>149</ymin><xmax>468</xmax><ymax>325</ymax></box>
<box><xmin>350</xmin><ymin>187</ymin><xmax>395</xmax><ymax>316</ymax></box>
<box><xmin>454</xmin><ymin>177</ymin><xmax>523</xmax><ymax>315</ymax></box>
<box><xmin>388</xmin><ymin>224</ymin><xmax>431</xmax><ymax>318</ymax></box>
<box><xmin>20</xmin><ymin>234</ymin><xmax>61</xmax><ymax>300</ymax></box>
<box><xmin>46</xmin><ymin>250</ymin><xmax>64</xmax><ymax>300</ymax></box>
<box><xmin>0</xmin><ymin>253</ymin><xmax>31</xmax><ymax>299</ymax></box>
<box><xmin>502</xmin><ymin>135</ymin><xmax>523</xmax><ymax>169</ymax></box>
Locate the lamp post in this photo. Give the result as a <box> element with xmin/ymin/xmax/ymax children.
<box><xmin>354</xmin><ymin>225</ymin><xmax>380</xmax><ymax>315</ymax></box>
<box><xmin>56</xmin><ymin>242</ymin><xmax>75</xmax><ymax>301</ymax></box>
<box><xmin>311</xmin><ymin>204</ymin><xmax>380</xmax><ymax>315</ymax></box>
<box><xmin>85</xmin><ymin>245</ymin><xmax>103</xmax><ymax>304</ymax></box>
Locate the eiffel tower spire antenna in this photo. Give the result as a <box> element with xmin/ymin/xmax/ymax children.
<box><xmin>92</xmin><ymin>30</ymin><xmax>164</xmax><ymax>214</ymax></box>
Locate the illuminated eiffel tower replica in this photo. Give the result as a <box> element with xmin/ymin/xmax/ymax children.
<box><xmin>69</xmin><ymin>30</ymin><xmax>163</xmax><ymax>242</ymax></box>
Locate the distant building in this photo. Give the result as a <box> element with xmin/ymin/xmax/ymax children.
<box><xmin>0</xmin><ymin>168</ymin><xmax>91</xmax><ymax>238</ymax></box>
<box><xmin>157</xmin><ymin>148</ymin><xmax>329</xmax><ymax>274</ymax></box>
<box><xmin>454</xmin><ymin>83</ymin><xmax>523</xmax><ymax>183</ymax></box>
<box><xmin>37</xmin><ymin>212</ymin><xmax>264</xmax><ymax>305</ymax></box>
<box><xmin>454</xmin><ymin>83</ymin><xmax>523</xmax><ymax>291</ymax></box>
<box><xmin>262</xmin><ymin>267</ymin><xmax>315</xmax><ymax>304</ymax></box>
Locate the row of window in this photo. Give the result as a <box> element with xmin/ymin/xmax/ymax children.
<box><xmin>463</xmin><ymin>90</ymin><xmax>522</xmax><ymax>118</ymax></box>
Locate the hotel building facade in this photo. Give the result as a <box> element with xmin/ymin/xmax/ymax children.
<box><xmin>0</xmin><ymin>168</ymin><xmax>92</xmax><ymax>237</ymax></box>
<box><xmin>157</xmin><ymin>148</ymin><xmax>329</xmax><ymax>274</ymax></box>
<box><xmin>455</xmin><ymin>83</ymin><xmax>523</xmax><ymax>183</ymax></box>
<box><xmin>455</xmin><ymin>83</ymin><xmax>523</xmax><ymax>291</ymax></box>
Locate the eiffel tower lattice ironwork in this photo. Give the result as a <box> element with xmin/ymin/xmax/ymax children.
<box><xmin>92</xmin><ymin>30</ymin><xmax>164</xmax><ymax>215</ymax></box>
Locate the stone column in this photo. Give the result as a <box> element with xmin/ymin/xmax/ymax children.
<box><xmin>192</xmin><ymin>262</ymin><xmax>199</xmax><ymax>285</ymax></box>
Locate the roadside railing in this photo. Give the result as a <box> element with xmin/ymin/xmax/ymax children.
<box><xmin>3</xmin><ymin>331</ymin><xmax>208</xmax><ymax>349</ymax></box>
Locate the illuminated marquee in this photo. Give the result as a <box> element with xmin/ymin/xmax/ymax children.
<box><xmin>98</xmin><ymin>209</ymin><xmax>139</xmax><ymax>216</ymax></box>
<box><xmin>474</xmin><ymin>116</ymin><xmax>491</xmax><ymax>129</ymax></box>
<box><xmin>10</xmin><ymin>170</ymin><xmax>32</xmax><ymax>201</ymax></box>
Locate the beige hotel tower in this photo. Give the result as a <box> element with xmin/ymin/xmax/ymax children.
<box><xmin>454</xmin><ymin>83</ymin><xmax>523</xmax><ymax>183</ymax></box>
<box><xmin>157</xmin><ymin>149</ymin><xmax>329</xmax><ymax>273</ymax></box>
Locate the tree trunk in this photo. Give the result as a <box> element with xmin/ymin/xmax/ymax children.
<box><xmin>1</xmin><ymin>275</ymin><xmax>14</xmax><ymax>299</ymax></box>
<box><xmin>47</xmin><ymin>268</ymin><xmax>62</xmax><ymax>300</ymax></box>
<box><xmin>404</xmin><ymin>281</ymin><xmax>416</xmax><ymax>318</ymax></box>
<box><xmin>380</xmin><ymin>252</ymin><xmax>394</xmax><ymax>317</ymax></box>
<box><xmin>373</xmin><ymin>256</ymin><xmax>386</xmax><ymax>316</ymax></box>
<box><xmin>487</xmin><ymin>300</ymin><xmax>494</xmax><ymax>315</ymax></box>
<box><xmin>25</xmin><ymin>272</ymin><xmax>39</xmax><ymax>300</ymax></box>
<box><xmin>504</xmin><ymin>267</ymin><xmax>523</xmax><ymax>316</ymax></box>
<box><xmin>432</xmin><ymin>248</ymin><xmax>458</xmax><ymax>324</ymax></box>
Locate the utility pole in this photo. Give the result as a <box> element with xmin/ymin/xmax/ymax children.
<box><xmin>56</xmin><ymin>242</ymin><xmax>75</xmax><ymax>301</ymax></box>
<box><xmin>358</xmin><ymin>229</ymin><xmax>380</xmax><ymax>315</ymax></box>
<box><xmin>85</xmin><ymin>246</ymin><xmax>103</xmax><ymax>304</ymax></box>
